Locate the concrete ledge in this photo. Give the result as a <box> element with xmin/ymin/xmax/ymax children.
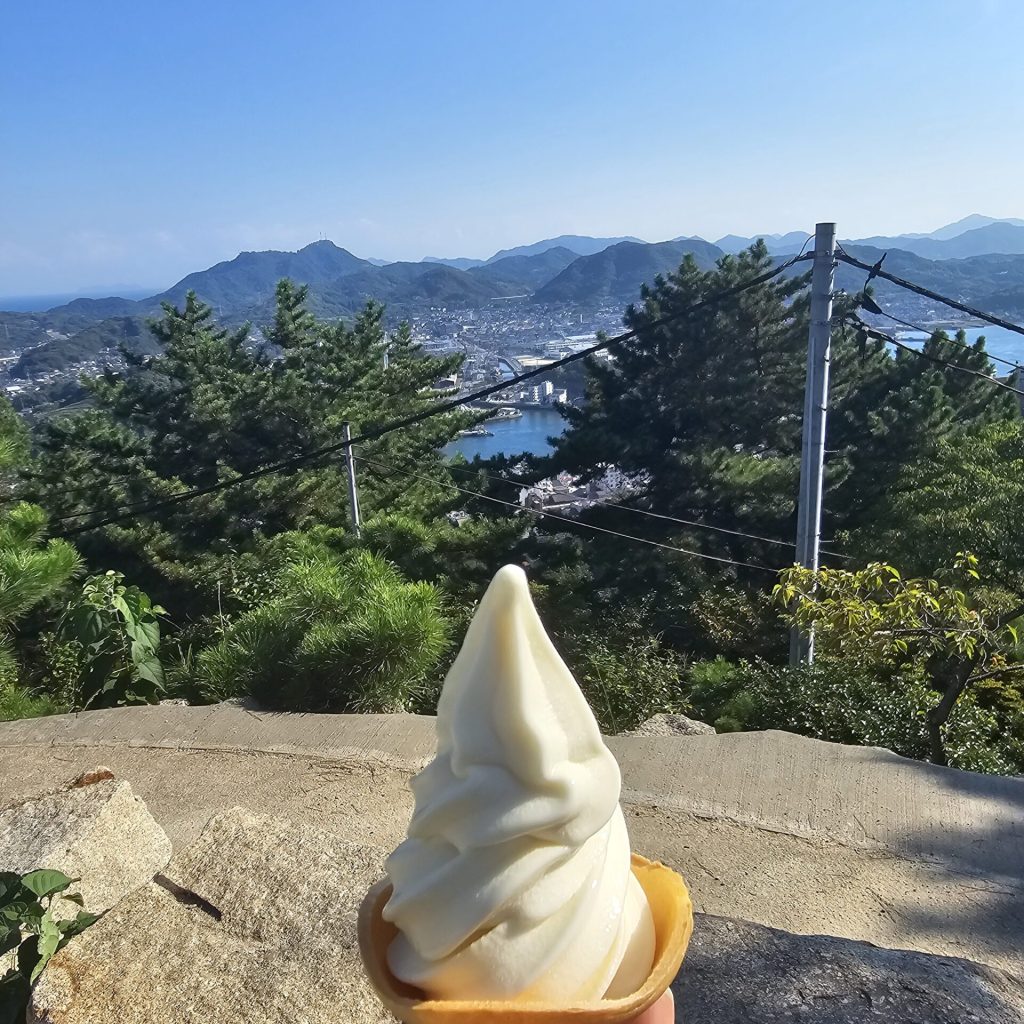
<box><xmin>2</xmin><ymin>707</ymin><xmax>1020</xmax><ymax>879</ymax></box>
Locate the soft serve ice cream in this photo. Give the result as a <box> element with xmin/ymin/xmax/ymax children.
<box><xmin>383</xmin><ymin>564</ymin><xmax>655</xmax><ymax>1003</ymax></box>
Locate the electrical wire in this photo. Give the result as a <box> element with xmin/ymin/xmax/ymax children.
<box><xmin>848</xmin><ymin>316</ymin><xmax>1024</xmax><ymax>398</ymax></box>
<box><xmin>439</xmin><ymin>460</ymin><xmax>847</xmax><ymax>559</ymax></box>
<box><xmin>355</xmin><ymin>453</ymin><xmax>780</xmax><ymax>574</ymax></box>
<box><xmin>836</xmin><ymin>247</ymin><xmax>1024</xmax><ymax>340</ymax></box>
<box><xmin>51</xmin><ymin>254</ymin><xmax>811</xmax><ymax>539</ymax></box>
<box><xmin>857</xmin><ymin>303</ymin><xmax>1022</xmax><ymax>373</ymax></box>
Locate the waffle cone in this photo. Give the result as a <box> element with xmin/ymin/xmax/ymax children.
<box><xmin>358</xmin><ymin>853</ymin><xmax>693</xmax><ymax>1024</ymax></box>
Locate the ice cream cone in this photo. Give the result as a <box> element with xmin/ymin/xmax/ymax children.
<box><xmin>358</xmin><ymin>853</ymin><xmax>693</xmax><ymax>1024</ymax></box>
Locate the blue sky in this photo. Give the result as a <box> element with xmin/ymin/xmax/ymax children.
<box><xmin>3</xmin><ymin>0</ymin><xmax>1023</xmax><ymax>295</ymax></box>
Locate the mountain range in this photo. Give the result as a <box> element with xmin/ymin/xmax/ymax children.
<box><xmin>4</xmin><ymin>215</ymin><xmax>1024</xmax><ymax>377</ymax></box>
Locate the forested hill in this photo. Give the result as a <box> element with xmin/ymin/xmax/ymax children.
<box><xmin>7</xmin><ymin>236</ymin><xmax>1024</xmax><ymax>372</ymax></box>
<box><xmin>531</xmin><ymin>238</ymin><xmax>724</xmax><ymax>304</ymax></box>
<box><xmin>150</xmin><ymin>240</ymin><xmax>373</xmax><ymax>313</ymax></box>
<box><xmin>836</xmin><ymin>245</ymin><xmax>1024</xmax><ymax>319</ymax></box>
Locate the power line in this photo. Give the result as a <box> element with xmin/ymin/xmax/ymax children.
<box><xmin>51</xmin><ymin>255</ymin><xmax>810</xmax><ymax>539</ymax></box>
<box><xmin>836</xmin><ymin>247</ymin><xmax>1024</xmax><ymax>340</ymax></box>
<box><xmin>853</xmin><ymin>298</ymin><xmax>1022</xmax><ymax>372</ymax></box>
<box><xmin>847</xmin><ymin>316</ymin><xmax>1024</xmax><ymax>399</ymax></box>
<box><xmin>440</xmin><ymin>460</ymin><xmax>847</xmax><ymax>559</ymax></box>
<box><xmin>355</xmin><ymin>453</ymin><xmax>780</xmax><ymax>574</ymax></box>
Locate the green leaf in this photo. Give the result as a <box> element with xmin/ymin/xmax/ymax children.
<box><xmin>30</xmin><ymin>915</ymin><xmax>61</xmax><ymax>982</ymax></box>
<box><xmin>20</xmin><ymin>870</ymin><xmax>73</xmax><ymax>900</ymax></box>
<box><xmin>58</xmin><ymin>911</ymin><xmax>100</xmax><ymax>944</ymax></box>
<box><xmin>0</xmin><ymin>874</ymin><xmax>22</xmax><ymax>908</ymax></box>
<box><xmin>60</xmin><ymin>892</ymin><xmax>85</xmax><ymax>908</ymax></box>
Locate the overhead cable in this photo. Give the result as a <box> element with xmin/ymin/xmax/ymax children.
<box><xmin>836</xmin><ymin>247</ymin><xmax>1024</xmax><ymax>340</ymax></box>
<box><xmin>441</xmin><ymin>460</ymin><xmax>847</xmax><ymax>559</ymax></box>
<box><xmin>52</xmin><ymin>254</ymin><xmax>810</xmax><ymax>538</ymax></box>
<box><xmin>847</xmin><ymin>316</ymin><xmax>1024</xmax><ymax>399</ymax></box>
<box><xmin>355</xmin><ymin>454</ymin><xmax>780</xmax><ymax>574</ymax></box>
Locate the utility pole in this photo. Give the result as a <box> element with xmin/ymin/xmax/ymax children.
<box><xmin>790</xmin><ymin>222</ymin><xmax>837</xmax><ymax>666</ymax></box>
<box><xmin>343</xmin><ymin>422</ymin><xmax>362</xmax><ymax>539</ymax></box>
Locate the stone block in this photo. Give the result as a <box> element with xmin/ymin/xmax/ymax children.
<box><xmin>0</xmin><ymin>768</ymin><xmax>171</xmax><ymax>914</ymax></box>
<box><xmin>676</xmin><ymin>913</ymin><xmax>1024</xmax><ymax>1022</ymax></box>
<box><xmin>30</xmin><ymin>808</ymin><xmax>392</xmax><ymax>1024</ymax></box>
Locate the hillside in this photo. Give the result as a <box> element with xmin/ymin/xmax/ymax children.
<box><xmin>467</xmin><ymin>246</ymin><xmax>579</xmax><ymax>292</ymax></box>
<box><xmin>715</xmin><ymin>230</ymin><xmax>810</xmax><ymax>254</ymax></box>
<box><xmin>313</xmin><ymin>261</ymin><xmax>517</xmax><ymax>314</ymax></box>
<box><xmin>852</xmin><ymin>222</ymin><xmax>1024</xmax><ymax>260</ymax></box>
<box><xmin>532</xmin><ymin>238</ymin><xmax>724</xmax><ymax>304</ymax></box>
<box><xmin>834</xmin><ymin>245</ymin><xmax>1024</xmax><ymax>318</ymax></box>
<box><xmin>485</xmin><ymin>234</ymin><xmax>644</xmax><ymax>264</ymax></box>
<box><xmin>151</xmin><ymin>240</ymin><xmax>371</xmax><ymax>313</ymax></box>
<box><xmin>9</xmin><ymin>316</ymin><xmax>158</xmax><ymax>378</ymax></box>
<box><xmin>422</xmin><ymin>256</ymin><xmax>485</xmax><ymax>270</ymax></box>
<box><xmin>902</xmin><ymin>214</ymin><xmax>1024</xmax><ymax>240</ymax></box>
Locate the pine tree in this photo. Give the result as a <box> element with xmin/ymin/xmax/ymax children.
<box><xmin>0</xmin><ymin>397</ymin><xmax>80</xmax><ymax>693</ymax></box>
<box><xmin>28</xmin><ymin>286</ymin><xmax>485</xmax><ymax>615</ymax></box>
<box><xmin>528</xmin><ymin>246</ymin><xmax>1018</xmax><ymax>659</ymax></box>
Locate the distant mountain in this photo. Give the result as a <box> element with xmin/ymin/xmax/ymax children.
<box><xmin>423</xmin><ymin>256</ymin><xmax>485</xmax><ymax>271</ymax></box>
<box><xmin>485</xmin><ymin>235</ymin><xmax>645</xmax><ymax>265</ymax></box>
<box><xmin>311</xmin><ymin>262</ymin><xmax>517</xmax><ymax>315</ymax></box>
<box><xmin>835</xmin><ymin>244</ymin><xmax>1024</xmax><ymax>318</ymax></box>
<box><xmin>467</xmin><ymin>247</ymin><xmax>579</xmax><ymax>293</ymax></box>
<box><xmin>0</xmin><ymin>289</ymin><xmax>154</xmax><ymax>313</ymax></box>
<box><xmin>532</xmin><ymin>239</ymin><xmax>724</xmax><ymax>304</ymax></box>
<box><xmin>714</xmin><ymin>231</ymin><xmax>811</xmax><ymax>255</ymax></box>
<box><xmin>901</xmin><ymin>214</ymin><xmax>1024</xmax><ymax>241</ymax></box>
<box><xmin>850</xmin><ymin>222</ymin><xmax>1024</xmax><ymax>261</ymax></box>
<box><xmin>152</xmin><ymin>240</ymin><xmax>372</xmax><ymax>313</ymax></box>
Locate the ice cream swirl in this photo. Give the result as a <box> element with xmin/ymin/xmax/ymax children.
<box><xmin>383</xmin><ymin>565</ymin><xmax>654</xmax><ymax>1002</ymax></box>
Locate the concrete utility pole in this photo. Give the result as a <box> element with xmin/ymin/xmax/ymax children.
<box><xmin>790</xmin><ymin>222</ymin><xmax>837</xmax><ymax>666</ymax></box>
<box><xmin>343</xmin><ymin>422</ymin><xmax>362</xmax><ymax>539</ymax></box>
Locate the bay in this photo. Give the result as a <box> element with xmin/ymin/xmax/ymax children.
<box><xmin>443</xmin><ymin>407</ymin><xmax>567</xmax><ymax>459</ymax></box>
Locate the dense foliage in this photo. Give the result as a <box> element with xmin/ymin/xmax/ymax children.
<box><xmin>1</xmin><ymin>246</ymin><xmax>1021</xmax><ymax>776</ymax></box>
<box><xmin>195</xmin><ymin>546</ymin><xmax>451</xmax><ymax>712</ymax></box>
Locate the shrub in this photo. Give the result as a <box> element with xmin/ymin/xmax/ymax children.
<box><xmin>194</xmin><ymin>548</ymin><xmax>452</xmax><ymax>712</ymax></box>
<box><xmin>0</xmin><ymin>684</ymin><xmax>65</xmax><ymax>723</ymax></box>
<box><xmin>0</xmin><ymin>868</ymin><xmax>100</xmax><ymax>1018</ymax></box>
<box><xmin>557</xmin><ymin>629</ymin><xmax>686</xmax><ymax>734</ymax></box>
<box><xmin>685</xmin><ymin>658</ymin><xmax>1022</xmax><ymax>775</ymax></box>
<box><xmin>42</xmin><ymin>572</ymin><xmax>166</xmax><ymax>710</ymax></box>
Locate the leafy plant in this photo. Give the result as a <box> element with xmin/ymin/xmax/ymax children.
<box><xmin>45</xmin><ymin>571</ymin><xmax>166</xmax><ymax>709</ymax></box>
<box><xmin>0</xmin><ymin>868</ymin><xmax>99</xmax><ymax>1023</ymax></box>
<box><xmin>557</xmin><ymin>627</ymin><xmax>686</xmax><ymax>734</ymax></box>
<box><xmin>195</xmin><ymin>547</ymin><xmax>452</xmax><ymax>712</ymax></box>
<box><xmin>775</xmin><ymin>556</ymin><xmax>1024</xmax><ymax>765</ymax></box>
<box><xmin>684</xmin><ymin>657</ymin><xmax>1021</xmax><ymax>775</ymax></box>
<box><xmin>0</xmin><ymin>684</ymin><xmax>65</xmax><ymax>723</ymax></box>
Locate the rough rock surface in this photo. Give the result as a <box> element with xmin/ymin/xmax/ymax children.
<box><xmin>627</xmin><ymin>712</ymin><xmax>716</xmax><ymax>736</ymax></box>
<box><xmin>0</xmin><ymin>769</ymin><xmax>171</xmax><ymax>913</ymax></box>
<box><xmin>676</xmin><ymin>913</ymin><xmax>1024</xmax><ymax>1023</ymax></box>
<box><xmin>30</xmin><ymin>807</ymin><xmax>392</xmax><ymax>1024</ymax></box>
<box><xmin>30</xmin><ymin>802</ymin><xmax>1023</xmax><ymax>1023</ymax></box>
